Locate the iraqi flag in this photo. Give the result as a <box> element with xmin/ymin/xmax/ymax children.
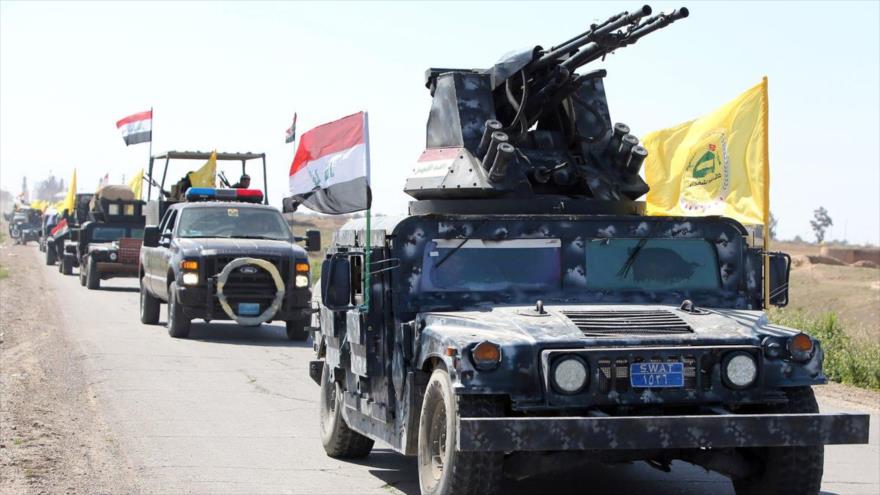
<box><xmin>288</xmin><ymin>112</ymin><xmax>370</xmax><ymax>214</ymax></box>
<box><xmin>116</xmin><ymin>110</ymin><xmax>152</xmax><ymax>146</ymax></box>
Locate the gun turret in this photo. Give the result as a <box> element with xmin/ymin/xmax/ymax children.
<box><xmin>407</xmin><ymin>5</ymin><xmax>689</xmax><ymax>204</ymax></box>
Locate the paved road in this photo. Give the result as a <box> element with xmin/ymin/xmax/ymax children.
<box><xmin>37</xmin><ymin>249</ymin><xmax>879</xmax><ymax>495</ymax></box>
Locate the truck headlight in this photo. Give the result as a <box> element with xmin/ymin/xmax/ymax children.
<box><xmin>295</xmin><ymin>275</ymin><xmax>309</xmax><ymax>288</ymax></box>
<box><xmin>109</xmin><ymin>252</ymin><xmax>118</xmax><ymax>261</ymax></box>
<box><xmin>182</xmin><ymin>272</ymin><xmax>199</xmax><ymax>286</ymax></box>
<box><xmin>470</xmin><ymin>341</ymin><xmax>502</xmax><ymax>370</ymax></box>
<box><xmin>551</xmin><ymin>356</ymin><xmax>589</xmax><ymax>394</ymax></box>
<box><xmin>723</xmin><ymin>352</ymin><xmax>757</xmax><ymax>389</ymax></box>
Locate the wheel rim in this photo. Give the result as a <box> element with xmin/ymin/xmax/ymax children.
<box><xmin>427</xmin><ymin>398</ymin><xmax>448</xmax><ymax>482</ymax></box>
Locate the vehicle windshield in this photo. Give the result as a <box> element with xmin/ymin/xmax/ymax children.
<box><xmin>421</xmin><ymin>239</ymin><xmax>562</xmax><ymax>292</ymax></box>
<box><xmin>584</xmin><ymin>238</ymin><xmax>720</xmax><ymax>290</ymax></box>
<box><xmin>92</xmin><ymin>227</ymin><xmax>129</xmax><ymax>242</ymax></box>
<box><xmin>177</xmin><ymin>206</ymin><xmax>291</xmax><ymax>241</ymax></box>
<box><xmin>419</xmin><ymin>237</ymin><xmax>721</xmax><ymax>294</ymax></box>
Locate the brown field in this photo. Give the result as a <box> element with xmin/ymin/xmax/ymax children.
<box><xmin>772</xmin><ymin>241</ymin><xmax>879</xmax><ymax>343</ymax></box>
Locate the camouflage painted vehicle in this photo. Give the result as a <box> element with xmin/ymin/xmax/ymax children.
<box><xmin>308</xmin><ymin>6</ymin><xmax>869</xmax><ymax>495</ymax></box>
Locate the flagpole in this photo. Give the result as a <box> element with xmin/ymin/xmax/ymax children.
<box><xmin>147</xmin><ymin>107</ymin><xmax>154</xmax><ymax>199</ymax></box>
<box><xmin>761</xmin><ymin>77</ymin><xmax>771</xmax><ymax>309</ymax></box>
<box><xmin>363</xmin><ymin>112</ymin><xmax>372</xmax><ymax>312</ymax></box>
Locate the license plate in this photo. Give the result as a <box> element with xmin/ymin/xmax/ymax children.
<box><xmin>630</xmin><ymin>362</ymin><xmax>684</xmax><ymax>388</ymax></box>
<box><xmin>237</xmin><ymin>303</ymin><xmax>260</xmax><ymax>316</ymax></box>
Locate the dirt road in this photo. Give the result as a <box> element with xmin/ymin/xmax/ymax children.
<box><xmin>2</xmin><ymin>243</ymin><xmax>878</xmax><ymax>494</ymax></box>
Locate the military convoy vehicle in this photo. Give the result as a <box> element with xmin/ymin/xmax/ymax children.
<box><xmin>308</xmin><ymin>6</ymin><xmax>869</xmax><ymax>495</ymax></box>
<box><xmin>9</xmin><ymin>207</ymin><xmax>41</xmax><ymax>245</ymax></box>
<box><xmin>138</xmin><ymin>187</ymin><xmax>321</xmax><ymax>340</ymax></box>
<box><xmin>73</xmin><ymin>185</ymin><xmax>146</xmax><ymax>289</ymax></box>
<box><xmin>45</xmin><ymin>193</ymin><xmax>93</xmax><ymax>268</ymax></box>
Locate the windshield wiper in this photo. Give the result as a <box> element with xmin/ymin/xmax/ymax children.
<box><xmin>230</xmin><ymin>235</ymin><xmax>287</xmax><ymax>241</ymax></box>
<box><xmin>617</xmin><ymin>237</ymin><xmax>649</xmax><ymax>278</ymax></box>
<box><xmin>434</xmin><ymin>221</ymin><xmax>488</xmax><ymax>270</ymax></box>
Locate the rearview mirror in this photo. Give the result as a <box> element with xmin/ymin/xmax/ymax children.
<box><xmin>768</xmin><ymin>252</ymin><xmax>791</xmax><ymax>307</ymax></box>
<box><xmin>321</xmin><ymin>255</ymin><xmax>352</xmax><ymax>310</ymax></box>
<box><xmin>305</xmin><ymin>230</ymin><xmax>321</xmax><ymax>252</ymax></box>
<box><xmin>143</xmin><ymin>227</ymin><xmax>160</xmax><ymax>248</ymax></box>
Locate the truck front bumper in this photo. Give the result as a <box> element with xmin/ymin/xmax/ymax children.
<box><xmin>457</xmin><ymin>412</ymin><xmax>869</xmax><ymax>452</ymax></box>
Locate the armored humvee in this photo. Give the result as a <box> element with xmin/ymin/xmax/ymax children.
<box><xmin>74</xmin><ymin>185</ymin><xmax>146</xmax><ymax>289</ymax></box>
<box><xmin>45</xmin><ymin>192</ymin><xmax>93</xmax><ymax>269</ymax></box>
<box><xmin>309</xmin><ymin>6</ymin><xmax>869</xmax><ymax>495</ymax></box>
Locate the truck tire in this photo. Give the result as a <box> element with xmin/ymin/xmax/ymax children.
<box><xmin>79</xmin><ymin>261</ymin><xmax>87</xmax><ymax>286</ymax></box>
<box><xmin>140</xmin><ymin>277</ymin><xmax>160</xmax><ymax>325</ymax></box>
<box><xmin>166</xmin><ymin>281</ymin><xmax>191</xmax><ymax>338</ymax></box>
<box><xmin>319</xmin><ymin>362</ymin><xmax>373</xmax><ymax>458</ymax></box>
<box><xmin>733</xmin><ymin>387</ymin><xmax>824</xmax><ymax>495</ymax></box>
<box><xmin>85</xmin><ymin>257</ymin><xmax>100</xmax><ymax>289</ymax></box>
<box><xmin>61</xmin><ymin>254</ymin><xmax>73</xmax><ymax>275</ymax></box>
<box><xmin>418</xmin><ymin>369</ymin><xmax>503</xmax><ymax>495</ymax></box>
<box><xmin>285</xmin><ymin>318</ymin><xmax>309</xmax><ymax>341</ymax></box>
<box><xmin>45</xmin><ymin>244</ymin><xmax>56</xmax><ymax>265</ymax></box>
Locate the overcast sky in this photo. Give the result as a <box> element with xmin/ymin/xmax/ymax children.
<box><xmin>1</xmin><ymin>1</ymin><xmax>878</xmax><ymax>244</ymax></box>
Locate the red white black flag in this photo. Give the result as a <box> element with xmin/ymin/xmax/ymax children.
<box><xmin>285</xmin><ymin>113</ymin><xmax>297</xmax><ymax>144</ymax></box>
<box><xmin>288</xmin><ymin>112</ymin><xmax>370</xmax><ymax>214</ymax></box>
<box><xmin>116</xmin><ymin>110</ymin><xmax>152</xmax><ymax>146</ymax></box>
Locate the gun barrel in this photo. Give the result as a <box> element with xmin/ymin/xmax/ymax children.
<box><xmin>625</xmin><ymin>7</ymin><xmax>689</xmax><ymax>43</ymax></box>
<box><xmin>535</xmin><ymin>5</ymin><xmax>652</xmax><ymax>70</ymax></box>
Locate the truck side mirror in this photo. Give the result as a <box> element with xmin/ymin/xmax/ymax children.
<box><xmin>305</xmin><ymin>230</ymin><xmax>321</xmax><ymax>252</ymax></box>
<box><xmin>321</xmin><ymin>255</ymin><xmax>352</xmax><ymax>310</ymax></box>
<box><xmin>143</xmin><ymin>226</ymin><xmax>160</xmax><ymax>248</ymax></box>
<box><xmin>767</xmin><ymin>252</ymin><xmax>791</xmax><ymax>307</ymax></box>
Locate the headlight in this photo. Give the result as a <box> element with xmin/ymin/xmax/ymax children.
<box><xmin>182</xmin><ymin>272</ymin><xmax>199</xmax><ymax>286</ymax></box>
<box><xmin>787</xmin><ymin>333</ymin><xmax>814</xmax><ymax>361</ymax></box>
<box><xmin>723</xmin><ymin>352</ymin><xmax>758</xmax><ymax>389</ymax></box>
<box><xmin>295</xmin><ymin>275</ymin><xmax>309</xmax><ymax>288</ymax></box>
<box><xmin>551</xmin><ymin>356</ymin><xmax>589</xmax><ymax>394</ymax></box>
<box><xmin>109</xmin><ymin>252</ymin><xmax>118</xmax><ymax>261</ymax></box>
<box><xmin>470</xmin><ymin>341</ymin><xmax>502</xmax><ymax>370</ymax></box>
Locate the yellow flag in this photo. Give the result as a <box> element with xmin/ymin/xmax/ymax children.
<box><xmin>644</xmin><ymin>78</ymin><xmax>769</xmax><ymax>226</ymax></box>
<box><xmin>188</xmin><ymin>151</ymin><xmax>217</xmax><ymax>188</ymax></box>
<box><xmin>128</xmin><ymin>168</ymin><xmax>144</xmax><ymax>200</ymax></box>
<box><xmin>60</xmin><ymin>169</ymin><xmax>77</xmax><ymax>214</ymax></box>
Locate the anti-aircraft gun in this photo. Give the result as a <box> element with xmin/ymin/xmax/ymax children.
<box><xmin>406</xmin><ymin>5</ymin><xmax>688</xmax><ymax>211</ymax></box>
<box><xmin>313</xmin><ymin>7</ymin><xmax>868</xmax><ymax>495</ymax></box>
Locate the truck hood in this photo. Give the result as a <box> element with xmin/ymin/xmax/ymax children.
<box><xmin>419</xmin><ymin>303</ymin><xmax>800</xmax><ymax>347</ymax></box>
<box><xmin>176</xmin><ymin>238</ymin><xmax>305</xmax><ymax>258</ymax></box>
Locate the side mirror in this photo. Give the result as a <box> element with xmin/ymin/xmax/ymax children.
<box><xmin>768</xmin><ymin>252</ymin><xmax>791</xmax><ymax>307</ymax></box>
<box><xmin>143</xmin><ymin>227</ymin><xmax>160</xmax><ymax>248</ymax></box>
<box><xmin>321</xmin><ymin>255</ymin><xmax>352</xmax><ymax>310</ymax></box>
<box><xmin>305</xmin><ymin>230</ymin><xmax>321</xmax><ymax>252</ymax></box>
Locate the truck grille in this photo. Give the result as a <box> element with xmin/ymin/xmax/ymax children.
<box><xmin>596</xmin><ymin>354</ymin><xmax>699</xmax><ymax>393</ymax></box>
<box><xmin>207</xmin><ymin>256</ymin><xmax>290</xmax><ymax>316</ymax></box>
<box><xmin>118</xmin><ymin>238</ymin><xmax>142</xmax><ymax>265</ymax></box>
<box><xmin>562</xmin><ymin>309</ymin><xmax>692</xmax><ymax>337</ymax></box>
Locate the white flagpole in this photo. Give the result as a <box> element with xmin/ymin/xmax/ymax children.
<box><xmin>363</xmin><ymin>111</ymin><xmax>372</xmax><ymax>312</ymax></box>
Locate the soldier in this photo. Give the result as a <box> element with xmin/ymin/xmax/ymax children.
<box><xmin>231</xmin><ymin>174</ymin><xmax>251</xmax><ymax>189</ymax></box>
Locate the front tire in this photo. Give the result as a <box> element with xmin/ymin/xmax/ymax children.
<box><xmin>140</xmin><ymin>277</ymin><xmax>160</xmax><ymax>324</ymax></box>
<box><xmin>417</xmin><ymin>369</ymin><xmax>503</xmax><ymax>495</ymax></box>
<box><xmin>61</xmin><ymin>254</ymin><xmax>73</xmax><ymax>275</ymax></box>
<box><xmin>166</xmin><ymin>281</ymin><xmax>191</xmax><ymax>338</ymax></box>
<box><xmin>319</xmin><ymin>363</ymin><xmax>373</xmax><ymax>458</ymax></box>
<box><xmin>733</xmin><ymin>387</ymin><xmax>824</xmax><ymax>495</ymax></box>
<box><xmin>45</xmin><ymin>244</ymin><xmax>56</xmax><ymax>265</ymax></box>
<box><xmin>85</xmin><ymin>257</ymin><xmax>100</xmax><ymax>289</ymax></box>
<box><xmin>285</xmin><ymin>318</ymin><xmax>309</xmax><ymax>341</ymax></box>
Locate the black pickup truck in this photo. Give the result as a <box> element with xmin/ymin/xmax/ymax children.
<box><xmin>138</xmin><ymin>187</ymin><xmax>320</xmax><ymax>340</ymax></box>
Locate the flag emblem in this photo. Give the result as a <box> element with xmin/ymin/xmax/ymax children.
<box><xmin>116</xmin><ymin>110</ymin><xmax>153</xmax><ymax>146</ymax></box>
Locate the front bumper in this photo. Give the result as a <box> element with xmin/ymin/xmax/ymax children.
<box><xmin>176</xmin><ymin>285</ymin><xmax>311</xmax><ymax>321</ymax></box>
<box><xmin>95</xmin><ymin>262</ymin><xmax>139</xmax><ymax>277</ymax></box>
<box><xmin>457</xmin><ymin>412</ymin><xmax>869</xmax><ymax>451</ymax></box>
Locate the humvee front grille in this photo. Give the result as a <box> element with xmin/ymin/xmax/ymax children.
<box><xmin>562</xmin><ymin>310</ymin><xmax>692</xmax><ymax>337</ymax></box>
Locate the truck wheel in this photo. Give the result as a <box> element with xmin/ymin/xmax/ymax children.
<box><xmin>319</xmin><ymin>363</ymin><xmax>373</xmax><ymax>458</ymax></box>
<box><xmin>285</xmin><ymin>318</ymin><xmax>309</xmax><ymax>341</ymax></box>
<box><xmin>418</xmin><ymin>369</ymin><xmax>503</xmax><ymax>495</ymax></box>
<box><xmin>45</xmin><ymin>244</ymin><xmax>56</xmax><ymax>265</ymax></box>
<box><xmin>140</xmin><ymin>277</ymin><xmax>160</xmax><ymax>325</ymax></box>
<box><xmin>166</xmin><ymin>281</ymin><xmax>191</xmax><ymax>338</ymax></box>
<box><xmin>733</xmin><ymin>387</ymin><xmax>824</xmax><ymax>495</ymax></box>
<box><xmin>85</xmin><ymin>257</ymin><xmax>100</xmax><ymax>289</ymax></box>
<box><xmin>61</xmin><ymin>254</ymin><xmax>73</xmax><ymax>275</ymax></box>
<box><xmin>79</xmin><ymin>262</ymin><xmax>87</xmax><ymax>286</ymax></box>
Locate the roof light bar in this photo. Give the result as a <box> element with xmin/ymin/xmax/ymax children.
<box><xmin>185</xmin><ymin>188</ymin><xmax>264</xmax><ymax>203</ymax></box>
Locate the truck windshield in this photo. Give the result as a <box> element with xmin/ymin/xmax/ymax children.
<box><xmin>420</xmin><ymin>239</ymin><xmax>561</xmax><ymax>292</ymax></box>
<box><xmin>92</xmin><ymin>227</ymin><xmax>128</xmax><ymax>242</ymax></box>
<box><xmin>584</xmin><ymin>238</ymin><xmax>720</xmax><ymax>290</ymax></box>
<box><xmin>177</xmin><ymin>206</ymin><xmax>291</xmax><ymax>241</ymax></box>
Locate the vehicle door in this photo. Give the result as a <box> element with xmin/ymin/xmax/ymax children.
<box><xmin>150</xmin><ymin>209</ymin><xmax>178</xmax><ymax>296</ymax></box>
